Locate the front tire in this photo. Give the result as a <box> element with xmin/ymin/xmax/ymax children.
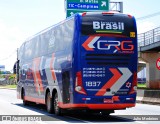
<box><xmin>46</xmin><ymin>92</ymin><xmax>54</xmax><ymax>113</ymax></box>
<box><xmin>22</xmin><ymin>89</ymin><xmax>29</xmax><ymax>106</ymax></box>
<box><xmin>53</xmin><ymin>93</ymin><xmax>62</xmax><ymax>116</ymax></box>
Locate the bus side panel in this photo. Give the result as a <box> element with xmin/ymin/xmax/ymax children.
<box><xmin>17</xmin><ymin>17</ymin><xmax>76</xmax><ymax>105</ymax></box>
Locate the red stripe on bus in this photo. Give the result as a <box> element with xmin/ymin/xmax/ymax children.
<box><xmin>36</xmin><ymin>58</ymin><xmax>44</xmax><ymax>91</ymax></box>
<box><xmin>58</xmin><ymin>102</ymin><xmax>135</xmax><ymax>109</ymax></box>
<box><xmin>24</xmin><ymin>96</ymin><xmax>45</xmax><ymax>104</ymax></box>
<box><xmin>96</xmin><ymin>68</ymin><xmax>121</xmax><ymax>96</ymax></box>
<box><xmin>50</xmin><ymin>53</ymin><xmax>56</xmax><ymax>80</ymax></box>
<box><xmin>32</xmin><ymin>59</ymin><xmax>38</xmax><ymax>92</ymax></box>
<box><xmin>32</xmin><ymin>58</ymin><xmax>44</xmax><ymax>92</ymax></box>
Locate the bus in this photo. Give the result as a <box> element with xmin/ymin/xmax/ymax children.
<box><xmin>15</xmin><ymin>12</ymin><xmax>137</xmax><ymax>116</ymax></box>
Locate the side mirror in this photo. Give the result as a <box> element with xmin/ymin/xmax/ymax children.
<box><xmin>13</xmin><ymin>63</ymin><xmax>16</xmax><ymax>74</ymax></box>
<box><xmin>13</xmin><ymin>60</ymin><xmax>19</xmax><ymax>74</ymax></box>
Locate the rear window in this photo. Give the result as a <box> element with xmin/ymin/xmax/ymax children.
<box><xmin>81</xmin><ymin>14</ymin><xmax>136</xmax><ymax>37</ymax></box>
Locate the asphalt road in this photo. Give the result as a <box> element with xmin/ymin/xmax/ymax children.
<box><xmin>0</xmin><ymin>88</ymin><xmax>160</xmax><ymax>124</ymax></box>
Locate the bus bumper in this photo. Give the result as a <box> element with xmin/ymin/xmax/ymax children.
<box><xmin>58</xmin><ymin>102</ymin><xmax>135</xmax><ymax>110</ymax></box>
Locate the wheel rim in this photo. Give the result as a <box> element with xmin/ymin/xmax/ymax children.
<box><xmin>47</xmin><ymin>94</ymin><xmax>51</xmax><ymax>110</ymax></box>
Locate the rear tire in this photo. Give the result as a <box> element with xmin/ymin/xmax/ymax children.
<box><xmin>101</xmin><ymin>110</ymin><xmax>114</xmax><ymax>116</ymax></box>
<box><xmin>53</xmin><ymin>93</ymin><xmax>62</xmax><ymax>116</ymax></box>
<box><xmin>46</xmin><ymin>92</ymin><xmax>54</xmax><ymax>113</ymax></box>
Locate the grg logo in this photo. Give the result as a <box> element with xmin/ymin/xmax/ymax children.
<box><xmin>82</xmin><ymin>36</ymin><xmax>134</xmax><ymax>53</ymax></box>
<box><xmin>97</xmin><ymin>40</ymin><xmax>134</xmax><ymax>53</ymax></box>
<box><xmin>98</xmin><ymin>40</ymin><xmax>120</xmax><ymax>53</ymax></box>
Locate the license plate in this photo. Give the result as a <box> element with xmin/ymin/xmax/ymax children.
<box><xmin>104</xmin><ymin>98</ymin><xmax>113</xmax><ymax>103</ymax></box>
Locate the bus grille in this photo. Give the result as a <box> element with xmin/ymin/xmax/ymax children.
<box><xmin>85</xmin><ymin>54</ymin><xmax>131</xmax><ymax>66</ymax></box>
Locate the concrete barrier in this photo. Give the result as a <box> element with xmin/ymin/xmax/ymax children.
<box><xmin>136</xmin><ymin>89</ymin><xmax>144</xmax><ymax>102</ymax></box>
<box><xmin>137</xmin><ymin>89</ymin><xmax>160</xmax><ymax>105</ymax></box>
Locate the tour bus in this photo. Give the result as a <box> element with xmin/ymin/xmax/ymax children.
<box><xmin>15</xmin><ymin>12</ymin><xmax>137</xmax><ymax>116</ymax></box>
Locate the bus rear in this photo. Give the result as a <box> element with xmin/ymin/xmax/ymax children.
<box><xmin>74</xmin><ymin>12</ymin><xmax>137</xmax><ymax>112</ymax></box>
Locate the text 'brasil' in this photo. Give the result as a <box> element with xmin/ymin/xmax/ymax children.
<box><xmin>93</xmin><ymin>21</ymin><xmax>124</xmax><ymax>31</ymax></box>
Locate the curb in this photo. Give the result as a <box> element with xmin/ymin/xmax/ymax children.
<box><xmin>0</xmin><ymin>87</ymin><xmax>16</xmax><ymax>90</ymax></box>
<box><xmin>137</xmin><ymin>89</ymin><xmax>160</xmax><ymax>105</ymax></box>
<box><xmin>137</xmin><ymin>97</ymin><xmax>160</xmax><ymax>105</ymax></box>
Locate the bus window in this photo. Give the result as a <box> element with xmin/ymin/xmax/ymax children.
<box><xmin>40</xmin><ymin>33</ymin><xmax>49</xmax><ymax>56</ymax></box>
<box><xmin>55</xmin><ymin>26</ymin><xmax>65</xmax><ymax>51</ymax></box>
<box><xmin>18</xmin><ymin>43</ymin><xmax>25</xmax><ymax>60</ymax></box>
<box><xmin>24</xmin><ymin>40</ymin><xmax>34</xmax><ymax>60</ymax></box>
<box><xmin>32</xmin><ymin>37</ymin><xmax>41</xmax><ymax>58</ymax></box>
<box><xmin>48</xmin><ymin>29</ymin><xmax>56</xmax><ymax>53</ymax></box>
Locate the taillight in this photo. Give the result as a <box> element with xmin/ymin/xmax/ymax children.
<box><xmin>82</xmin><ymin>12</ymin><xmax>87</xmax><ymax>16</ymax></box>
<box><xmin>75</xmin><ymin>71</ymin><xmax>87</xmax><ymax>95</ymax></box>
<box><xmin>102</xmin><ymin>11</ymin><xmax>119</xmax><ymax>15</ymax></box>
<box><xmin>102</xmin><ymin>12</ymin><xmax>114</xmax><ymax>15</ymax></box>
<box><xmin>129</xmin><ymin>72</ymin><xmax>137</xmax><ymax>94</ymax></box>
<box><xmin>128</xmin><ymin>14</ymin><xmax>133</xmax><ymax>18</ymax></box>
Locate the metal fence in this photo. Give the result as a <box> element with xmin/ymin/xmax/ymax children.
<box><xmin>138</xmin><ymin>27</ymin><xmax>160</xmax><ymax>47</ymax></box>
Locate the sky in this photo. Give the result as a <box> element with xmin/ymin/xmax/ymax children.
<box><xmin>0</xmin><ymin>0</ymin><xmax>160</xmax><ymax>71</ymax></box>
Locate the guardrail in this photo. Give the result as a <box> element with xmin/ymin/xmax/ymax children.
<box><xmin>138</xmin><ymin>27</ymin><xmax>160</xmax><ymax>47</ymax></box>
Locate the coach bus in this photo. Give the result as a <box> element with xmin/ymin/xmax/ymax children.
<box><xmin>15</xmin><ymin>12</ymin><xmax>137</xmax><ymax>116</ymax></box>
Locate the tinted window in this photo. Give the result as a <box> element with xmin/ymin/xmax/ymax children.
<box><xmin>19</xmin><ymin>17</ymin><xmax>75</xmax><ymax>60</ymax></box>
<box><xmin>18</xmin><ymin>43</ymin><xmax>25</xmax><ymax>60</ymax></box>
<box><xmin>48</xmin><ymin>29</ymin><xmax>56</xmax><ymax>53</ymax></box>
<box><xmin>81</xmin><ymin>14</ymin><xmax>136</xmax><ymax>37</ymax></box>
<box><xmin>40</xmin><ymin>33</ymin><xmax>49</xmax><ymax>56</ymax></box>
<box><xmin>24</xmin><ymin>40</ymin><xmax>34</xmax><ymax>60</ymax></box>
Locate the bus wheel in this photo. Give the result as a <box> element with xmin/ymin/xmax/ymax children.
<box><xmin>46</xmin><ymin>92</ymin><xmax>54</xmax><ymax>113</ymax></box>
<box><xmin>22</xmin><ymin>89</ymin><xmax>29</xmax><ymax>106</ymax></box>
<box><xmin>53</xmin><ymin>93</ymin><xmax>62</xmax><ymax>116</ymax></box>
<box><xmin>101</xmin><ymin>110</ymin><xmax>114</xmax><ymax>116</ymax></box>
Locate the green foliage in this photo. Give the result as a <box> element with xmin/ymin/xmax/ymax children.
<box><xmin>0</xmin><ymin>85</ymin><xmax>17</xmax><ymax>89</ymax></box>
<box><xmin>9</xmin><ymin>74</ymin><xmax>16</xmax><ymax>80</ymax></box>
<box><xmin>137</xmin><ymin>83</ymin><xmax>146</xmax><ymax>88</ymax></box>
